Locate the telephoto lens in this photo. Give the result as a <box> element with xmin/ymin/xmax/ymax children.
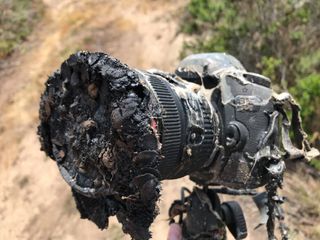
<box><xmin>38</xmin><ymin>51</ymin><xmax>318</xmax><ymax>240</ymax></box>
<box><xmin>38</xmin><ymin>51</ymin><xmax>216</xmax><ymax>239</ymax></box>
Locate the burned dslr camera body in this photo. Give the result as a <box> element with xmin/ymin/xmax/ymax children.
<box><xmin>38</xmin><ymin>52</ymin><xmax>318</xmax><ymax>240</ymax></box>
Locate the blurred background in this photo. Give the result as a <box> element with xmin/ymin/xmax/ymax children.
<box><xmin>0</xmin><ymin>0</ymin><xmax>319</xmax><ymax>239</ymax></box>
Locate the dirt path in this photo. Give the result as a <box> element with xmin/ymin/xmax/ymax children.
<box><xmin>0</xmin><ymin>1</ymin><xmax>319</xmax><ymax>240</ymax></box>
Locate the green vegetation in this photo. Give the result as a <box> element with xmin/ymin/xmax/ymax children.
<box><xmin>181</xmin><ymin>0</ymin><xmax>320</xmax><ymax>166</ymax></box>
<box><xmin>0</xmin><ymin>0</ymin><xmax>43</xmax><ymax>58</ymax></box>
<box><xmin>290</xmin><ymin>74</ymin><xmax>320</xmax><ymax>133</ymax></box>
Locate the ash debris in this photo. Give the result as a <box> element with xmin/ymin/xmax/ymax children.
<box><xmin>38</xmin><ymin>51</ymin><xmax>162</xmax><ymax>240</ymax></box>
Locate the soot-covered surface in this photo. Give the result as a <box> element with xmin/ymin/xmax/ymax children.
<box><xmin>38</xmin><ymin>51</ymin><xmax>162</xmax><ymax>240</ymax></box>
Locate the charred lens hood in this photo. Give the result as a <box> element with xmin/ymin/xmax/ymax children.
<box><xmin>38</xmin><ymin>51</ymin><xmax>216</xmax><ymax>240</ymax></box>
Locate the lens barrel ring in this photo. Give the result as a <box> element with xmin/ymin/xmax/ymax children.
<box><xmin>146</xmin><ymin>75</ymin><xmax>186</xmax><ymax>179</ymax></box>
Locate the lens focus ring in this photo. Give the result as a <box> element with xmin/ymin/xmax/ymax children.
<box><xmin>147</xmin><ymin>75</ymin><xmax>186</xmax><ymax>179</ymax></box>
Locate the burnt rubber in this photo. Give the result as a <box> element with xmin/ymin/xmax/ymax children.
<box><xmin>38</xmin><ymin>51</ymin><xmax>162</xmax><ymax>240</ymax></box>
<box><xmin>221</xmin><ymin>201</ymin><xmax>247</xmax><ymax>239</ymax></box>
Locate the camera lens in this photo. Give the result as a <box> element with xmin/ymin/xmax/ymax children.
<box><xmin>145</xmin><ymin>73</ymin><xmax>216</xmax><ymax>179</ymax></box>
<box><xmin>39</xmin><ymin>51</ymin><xmax>217</xmax><ymax>196</ymax></box>
<box><xmin>38</xmin><ymin>51</ymin><xmax>216</xmax><ymax>239</ymax></box>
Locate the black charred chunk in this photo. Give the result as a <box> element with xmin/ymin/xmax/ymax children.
<box><xmin>38</xmin><ymin>51</ymin><xmax>161</xmax><ymax>240</ymax></box>
<box><xmin>72</xmin><ymin>190</ymin><xmax>119</xmax><ymax>229</ymax></box>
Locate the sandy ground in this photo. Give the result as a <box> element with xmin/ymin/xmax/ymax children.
<box><xmin>0</xmin><ymin>1</ymin><xmax>319</xmax><ymax>240</ymax></box>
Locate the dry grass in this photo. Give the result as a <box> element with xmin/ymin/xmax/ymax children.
<box><xmin>0</xmin><ymin>0</ymin><xmax>44</xmax><ymax>58</ymax></box>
